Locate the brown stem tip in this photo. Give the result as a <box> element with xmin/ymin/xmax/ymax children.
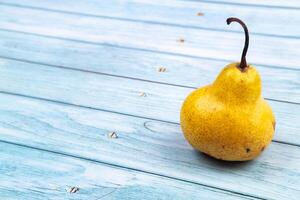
<box><xmin>226</xmin><ymin>17</ymin><xmax>249</xmax><ymax>72</ymax></box>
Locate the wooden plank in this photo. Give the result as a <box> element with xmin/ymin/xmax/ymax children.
<box><xmin>0</xmin><ymin>142</ymin><xmax>253</xmax><ymax>200</ymax></box>
<box><xmin>0</xmin><ymin>30</ymin><xmax>299</xmax><ymax>104</ymax></box>
<box><xmin>0</xmin><ymin>4</ymin><xmax>299</xmax><ymax>70</ymax></box>
<box><xmin>0</xmin><ymin>92</ymin><xmax>300</xmax><ymax>199</ymax></box>
<box><xmin>0</xmin><ymin>58</ymin><xmax>299</xmax><ymax>146</ymax></box>
<box><xmin>198</xmin><ymin>0</ymin><xmax>300</xmax><ymax>8</ymax></box>
<box><xmin>0</xmin><ymin>0</ymin><xmax>299</xmax><ymax>38</ymax></box>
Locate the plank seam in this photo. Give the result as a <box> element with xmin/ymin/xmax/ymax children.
<box><xmin>0</xmin><ymin>27</ymin><xmax>298</xmax><ymax>72</ymax></box>
<box><xmin>0</xmin><ymin>55</ymin><xmax>300</xmax><ymax>106</ymax></box>
<box><xmin>0</xmin><ymin>2</ymin><xmax>299</xmax><ymax>40</ymax></box>
<box><xmin>0</xmin><ymin>90</ymin><xmax>299</xmax><ymax>148</ymax></box>
<box><xmin>0</xmin><ymin>139</ymin><xmax>265</xmax><ymax>200</ymax></box>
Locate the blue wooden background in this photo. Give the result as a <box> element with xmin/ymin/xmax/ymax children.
<box><xmin>0</xmin><ymin>0</ymin><xmax>299</xmax><ymax>199</ymax></box>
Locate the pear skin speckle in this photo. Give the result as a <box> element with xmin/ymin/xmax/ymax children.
<box><xmin>180</xmin><ymin>63</ymin><xmax>275</xmax><ymax>161</ymax></box>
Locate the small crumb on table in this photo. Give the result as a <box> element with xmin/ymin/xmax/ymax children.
<box><xmin>139</xmin><ymin>92</ymin><xmax>147</xmax><ymax>97</ymax></box>
<box><xmin>108</xmin><ymin>131</ymin><xmax>118</xmax><ymax>138</ymax></box>
<box><xmin>177</xmin><ymin>38</ymin><xmax>185</xmax><ymax>43</ymax></box>
<box><xmin>158</xmin><ymin>66</ymin><xmax>167</xmax><ymax>72</ymax></box>
<box><xmin>66</xmin><ymin>186</ymin><xmax>80</xmax><ymax>193</ymax></box>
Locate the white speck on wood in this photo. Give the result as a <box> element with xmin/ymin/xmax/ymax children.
<box><xmin>108</xmin><ymin>131</ymin><xmax>118</xmax><ymax>138</ymax></box>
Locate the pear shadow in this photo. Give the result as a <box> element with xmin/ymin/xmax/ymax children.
<box><xmin>194</xmin><ymin>150</ymin><xmax>254</xmax><ymax>170</ymax></box>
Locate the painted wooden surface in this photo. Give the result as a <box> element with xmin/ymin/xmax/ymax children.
<box><xmin>0</xmin><ymin>0</ymin><xmax>299</xmax><ymax>199</ymax></box>
<box><xmin>0</xmin><ymin>4</ymin><xmax>299</xmax><ymax>70</ymax></box>
<box><xmin>0</xmin><ymin>92</ymin><xmax>300</xmax><ymax>199</ymax></box>
<box><xmin>0</xmin><ymin>30</ymin><xmax>299</xmax><ymax>105</ymax></box>
<box><xmin>1</xmin><ymin>142</ymin><xmax>255</xmax><ymax>200</ymax></box>
<box><xmin>199</xmin><ymin>0</ymin><xmax>300</xmax><ymax>8</ymax></box>
<box><xmin>0</xmin><ymin>58</ymin><xmax>299</xmax><ymax>146</ymax></box>
<box><xmin>0</xmin><ymin>0</ymin><xmax>299</xmax><ymax>38</ymax></box>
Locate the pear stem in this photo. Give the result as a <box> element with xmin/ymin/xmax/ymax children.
<box><xmin>226</xmin><ymin>17</ymin><xmax>249</xmax><ymax>72</ymax></box>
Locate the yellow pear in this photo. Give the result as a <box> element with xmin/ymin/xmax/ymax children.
<box><xmin>180</xmin><ymin>18</ymin><xmax>276</xmax><ymax>161</ymax></box>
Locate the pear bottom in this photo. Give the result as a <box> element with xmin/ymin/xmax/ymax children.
<box><xmin>180</xmin><ymin>87</ymin><xmax>275</xmax><ymax>161</ymax></box>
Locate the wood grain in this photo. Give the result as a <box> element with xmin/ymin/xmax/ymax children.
<box><xmin>0</xmin><ymin>0</ymin><xmax>299</xmax><ymax>38</ymax></box>
<box><xmin>0</xmin><ymin>30</ymin><xmax>298</xmax><ymax>104</ymax></box>
<box><xmin>0</xmin><ymin>1</ymin><xmax>299</xmax><ymax>199</ymax></box>
<box><xmin>0</xmin><ymin>93</ymin><xmax>299</xmax><ymax>199</ymax></box>
<box><xmin>0</xmin><ymin>4</ymin><xmax>299</xmax><ymax>70</ymax></box>
<box><xmin>0</xmin><ymin>142</ymin><xmax>254</xmax><ymax>200</ymax></box>
<box><xmin>0</xmin><ymin>58</ymin><xmax>298</xmax><ymax>145</ymax></box>
<box><xmin>198</xmin><ymin>0</ymin><xmax>300</xmax><ymax>8</ymax></box>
